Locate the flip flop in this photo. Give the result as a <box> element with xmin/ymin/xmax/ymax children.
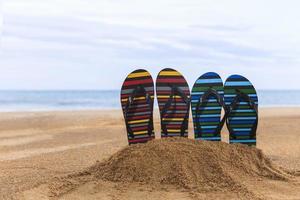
<box><xmin>156</xmin><ymin>68</ymin><xmax>190</xmax><ymax>138</ymax></box>
<box><xmin>224</xmin><ymin>75</ymin><xmax>258</xmax><ymax>146</ymax></box>
<box><xmin>120</xmin><ymin>69</ymin><xmax>155</xmax><ymax>145</ymax></box>
<box><xmin>191</xmin><ymin>72</ymin><xmax>225</xmax><ymax>141</ymax></box>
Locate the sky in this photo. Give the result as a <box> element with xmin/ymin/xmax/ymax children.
<box><xmin>1</xmin><ymin>0</ymin><xmax>300</xmax><ymax>90</ymax></box>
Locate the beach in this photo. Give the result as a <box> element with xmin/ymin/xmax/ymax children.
<box><xmin>0</xmin><ymin>108</ymin><xmax>299</xmax><ymax>199</ymax></box>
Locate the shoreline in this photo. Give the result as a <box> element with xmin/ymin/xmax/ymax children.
<box><xmin>1</xmin><ymin>106</ymin><xmax>300</xmax><ymax>117</ymax></box>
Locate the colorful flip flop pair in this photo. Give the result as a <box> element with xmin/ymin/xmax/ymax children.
<box><xmin>121</xmin><ymin>69</ymin><xmax>258</xmax><ymax>146</ymax></box>
<box><xmin>120</xmin><ymin>68</ymin><xmax>190</xmax><ymax>145</ymax></box>
<box><xmin>191</xmin><ymin>72</ymin><xmax>258</xmax><ymax>146</ymax></box>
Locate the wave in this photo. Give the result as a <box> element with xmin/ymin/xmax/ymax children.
<box><xmin>0</xmin><ymin>90</ymin><xmax>299</xmax><ymax>111</ymax></box>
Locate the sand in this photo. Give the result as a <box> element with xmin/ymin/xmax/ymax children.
<box><xmin>0</xmin><ymin>108</ymin><xmax>299</xmax><ymax>199</ymax></box>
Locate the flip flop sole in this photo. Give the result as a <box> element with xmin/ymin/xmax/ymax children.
<box><xmin>224</xmin><ymin>75</ymin><xmax>258</xmax><ymax>146</ymax></box>
<box><xmin>120</xmin><ymin>69</ymin><xmax>155</xmax><ymax>144</ymax></box>
<box><xmin>156</xmin><ymin>68</ymin><xmax>190</xmax><ymax>137</ymax></box>
<box><xmin>191</xmin><ymin>72</ymin><xmax>224</xmax><ymax>141</ymax></box>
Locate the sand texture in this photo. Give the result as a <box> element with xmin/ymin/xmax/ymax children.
<box><xmin>0</xmin><ymin>108</ymin><xmax>299</xmax><ymax>199</ymax></box>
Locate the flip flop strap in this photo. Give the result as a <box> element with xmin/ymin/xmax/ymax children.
<box><xmin>195</xmin><ymin>88</ymin><xmax>226</xmax><ymax>137</ymax></box>
<box><xmin>124</xmin><ymin>85</ymin><xmax>153</xmax><ymax>138</ymax></box>
<box><xmin>160</xmin><ymin>85</ymin><xmax>190</xmax><ymax>136</ymax></box>
<box><xmin>226</xmin><ymin>89</ymin><xmax>258</xmax><ymax>139</ymax></box>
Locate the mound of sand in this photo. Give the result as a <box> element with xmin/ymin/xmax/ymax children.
<box><xmin>50</xmin><ymin>138</ymin><xmax>290</xmax><ymax>198</ymax></box>
<box><xmin>90</xmin><ymin>138</ymin><xmax>288</xmax><ymax>191</ymax></box>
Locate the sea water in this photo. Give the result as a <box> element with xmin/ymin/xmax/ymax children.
<box><xmin>0</xmin><ymin>90</ymin><xmax>299</xmax><ymax>112</ymax></box>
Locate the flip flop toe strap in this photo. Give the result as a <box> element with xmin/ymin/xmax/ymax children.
<box><xmin>226</xmin><ymin>89</ymin><xmax>258</xmax><ymax>139</ymax></box>
<box><xmin>124</xmin><ymin>86</ymin><xmax>153</xmax><ymax>138</ymax></box>
<box><xmin>160</xmin><ymin>84</ymin><xmax>190</xmax><ymax>136</ymax></box>
<box><xmin>195</xmin><ymin>88</ymin><xmax>226</xmax><ymax>137</ymax></box>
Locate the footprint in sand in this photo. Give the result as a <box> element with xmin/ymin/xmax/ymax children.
<box><xmin>0</xmin><ymin>143</ymin><xmax>96</xmax><ymax>161</ymax></box>
<box><xmin>0</xmin><ymin>132</ymin><xmax>53</xmax><ymax>147</ymax></box>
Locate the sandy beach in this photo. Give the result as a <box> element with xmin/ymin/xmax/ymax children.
<box><xmin>0</xmin><ymin>108</ymin><xmax>299</xmax><ymax>199</ymax></box>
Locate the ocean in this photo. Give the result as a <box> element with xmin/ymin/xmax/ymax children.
<box><xmin>0</xmin><ymin>90</ymin><xmax>299</xmax><ymax>112</ymax></box>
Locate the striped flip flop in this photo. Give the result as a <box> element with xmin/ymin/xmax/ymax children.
<box><xmin>156</xmin><ymin>68</ymin><xmax>190</xmax><ymax>138</ymax></box>
<box><xmin>224</xmin><ymin>75</ymin><xmax>258</xmax><ymax>146</ymax></box>
<box><xmin>120</xmin><ymin>69</ymin><xmax>155</xmax><ymax>145</ymax></box>
<box><xmin>191</xmin><ymin>72</ymin><xmax>225</xmax><ymax>141</ymax></box>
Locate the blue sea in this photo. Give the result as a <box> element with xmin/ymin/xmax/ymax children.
<box><xmin>0</xmin><ymin>90</ymin><xmax>299</xmax><ymax>112</ymax></box>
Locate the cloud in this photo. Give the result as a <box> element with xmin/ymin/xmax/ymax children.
<box><xmin>1</xmin><ymin>0</ymin><xmax>300</xmax><ymax>90</ymax></box>
<box><xmin>189</xmin><ymin>24</ymin><xmax>251</xmax><ymax>32</ymax></box>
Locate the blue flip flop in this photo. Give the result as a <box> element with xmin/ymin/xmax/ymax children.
<box><xmin>224</xmin><ymin>75</ymin><xmax>258</xmax><ymax>146</ymax></box>
<box><xmin>191</xmin><ymin>72</ymin><xmax>225</xmax><ymax>141</ymax></box>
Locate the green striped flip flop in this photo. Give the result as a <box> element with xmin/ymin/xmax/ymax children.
<box><xmin>120</xmin><ymin>69</ymin><xmax>155</xmax><ymax>145</ymax></box>
<box><xmin>224</xmin><ymin>75</ymin><xmax>258</xmax><ymax>146</ymax></box>
<box><xmin>156</xmin><ymin>68</ymin><xmax>191</xmax><ymax>138</ymax></box>
<box><xmin>191</xmin><ymin>72</ymin><xmax>225</xmax><ymax>141</ymax></box>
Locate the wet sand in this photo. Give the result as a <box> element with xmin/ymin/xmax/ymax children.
<box><xmin>0</xmin><ymin>108</ymin><xmax>299</xmax><ymax>199</ymax></box>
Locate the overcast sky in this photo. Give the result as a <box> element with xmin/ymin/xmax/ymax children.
<box><xmin>1</xmin><ymin>0</ymin><xmax>300</xmax><ymax>90</ymax></box>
